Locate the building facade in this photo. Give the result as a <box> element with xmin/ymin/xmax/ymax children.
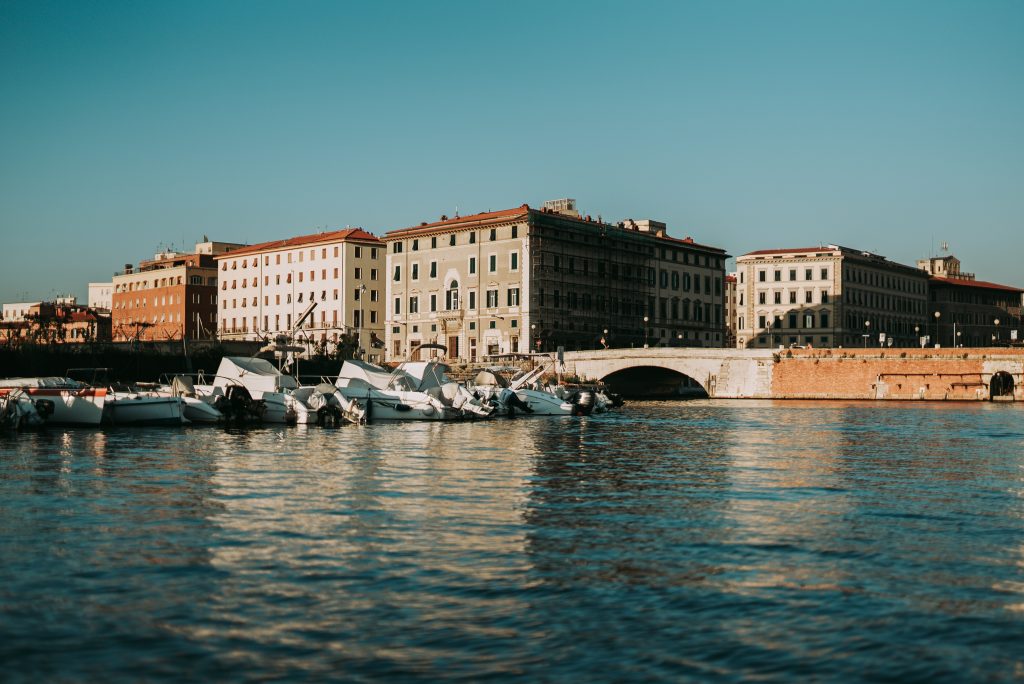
<box><xmin>724</xmin><ymin>273</ymin><xmax>737</xmax><ymax>348</ymax></box>
<box><xmin>382</xmin><ymin>200</ymin><xmax>728</xmax><ymax>362</ymax></box>
<box><xmin>735</xmin><ymin>245</ymin><xmax>930</xmax><ymax>349</ymax></box>
<box><xmin>214</xmin><ymin>228</ymin><xmax>385</xmax><ymax>362</ymax></box>
<box><xmin>112</xmin><ymin>241</ymin><xmax>238</xmax><ymax>342</ymax></box>
<box><xmin>919</xmin><ymin>255</ymin><xmax>1023</xmax><ymax>347</ymax></box>
<box><xmin>88</xmin><ymin>282</ymin><xmax>113</xmax><ymax>312</ymax></box>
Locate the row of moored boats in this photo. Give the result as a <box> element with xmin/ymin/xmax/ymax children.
<box><xmin>0</xmin><ymin>353</ymin><xmax>622</xmax><ymax>429</ymax></box>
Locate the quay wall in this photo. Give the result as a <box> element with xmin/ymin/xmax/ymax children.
<box><xmin>772</xmin><ymin>348</ymin><xmax>1024</xmax><ymax>401</ymax></box>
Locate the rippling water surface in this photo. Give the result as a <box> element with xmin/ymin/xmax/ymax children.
<box><xmin>3</xmin><ymin>400</ymin><xmax>1024</xmax><ymax>681</ymax></box>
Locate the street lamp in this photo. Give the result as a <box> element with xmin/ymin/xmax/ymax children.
<box><xmin>602</xmin><ymin>328</ymin><xmax>609</xmax><ymax>349</ymax></box>
<box><xmin>766</xmin><ymin>318</ymin><xmax>773</xmax><ymax>348</ymax></box>
<box><xmin>677</xmin><ymin>332</ymin><xmax>683</xmax><ymax>346</ymax></box>
<box><xmin>863</xmin><ymin>320</ymin><xmax>871</xmax><ymax>348</ymax></box>
<box><xmin>934</xmin><ymin>311</ymin><xmax>941</xmax><ymax>348</ymax></box>
<box><xmin>994</xmin><ymin>318</ymin><xmax>1001</xmax><ymax>345</ymax></box>
<box><xmin>914</xmin><ymin>324</ymin><xmax>921</xmax><ymax>348</ymax></box>
<box><xmin>643</xmin><ymin>315</ymin><xmax>649</xmax><ymax>348</ymax></box>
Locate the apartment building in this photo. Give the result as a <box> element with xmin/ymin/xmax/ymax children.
<box><xmin>735</xmin><ymin>245</ymin><xmax>930</xmax><ymax>348</ymax></box>
<box><xmin>919</xmin><ymin>255</ymin><xmax>1022</xmax><ymax>347</ymax></box>
<box><xmin>111</xmin><ymin>242</ymin><xmax>237</xmax><ymax>341</ymax></box>
<box><xmin>214</xmin><ymin>228</ymin><xmax>385</xmax><ymax>362</ymax></box>
<box><xmin>88</xmin><ymin>282</ymin><xmax>113</xmax><ymax>312</ymax></box>
<box><xmin>382</xmin><ymin>199</ymin><xmax>728</xmax><ymax>362</ymax></box>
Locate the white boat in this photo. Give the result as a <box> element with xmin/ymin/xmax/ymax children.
<box><xmin>104</xmin><ymin>390</ymin><xmax>188</xmax><ymax>426</ymax></box>
<box><xmin>0</xmin><ymin>387</ymin><xmax>50</xmax><ymax>429</ymax></box>
<box><xmin>471</xmin><ymin>365</ymin><xmax>598</xmax><ymax>416</ymax></box>
<box><xmin>335</xmin><ymin>347</ymin><xmax>489</xmax><ymax>421</ymax></box>
<box><xmin>201</xmin><ymin>356</ymin><xmax>325</xmax><ymax>425</ymax></box>
<box><xmin>291</xmin><ymin>382</ymin><xmax>366</xmax><ymax>426</ymax></box>
<box><xmin>0</xmin><ymin>377</ymin><xmax>106</xmax><ymax>426</ymax></box>
<box><xmin>154</xmin><ymin>376</ymin><xmax>224</xmax><ymax>424</ymax></box>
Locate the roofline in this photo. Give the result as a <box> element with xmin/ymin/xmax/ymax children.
<box><xmin>930</xmin><ymin>276</ymin><xmax>1023</xmax><ymax>293</ymax></box>
<box><xmin>214</xmin><ymin>228</ymin><xmax>381</xmax><ymax>259</ymax></box>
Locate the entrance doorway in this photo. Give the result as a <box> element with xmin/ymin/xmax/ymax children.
<box><xmin>448</xmin><ymin>335</ymin><xmax>460</xmax><ymax>360</ymax></box>
<box><xmin>990</xmin><ymin>371</ymin><xmax>1015</xmax><ymax>400</ymax></box>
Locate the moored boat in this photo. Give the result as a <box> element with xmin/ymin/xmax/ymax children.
<box><xmin>0</xmin><ymin>378</ymin><xmax>106</xmax><ymax>427</ymax></box>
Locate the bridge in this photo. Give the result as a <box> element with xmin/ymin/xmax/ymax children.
<box><xmin>562</xmin><ymin>348</ymin><xmax>776</xmax><ymax>398</ymax></box>
<box><xmin>560</xmin><ymin>347</ymin><xmax>1024</xmax><ymax>401</ymax></box>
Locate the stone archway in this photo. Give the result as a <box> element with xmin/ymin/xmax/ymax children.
<box><xmin>990</xmin><ymin>371</ymin><xmax>1015</xmax><ymax>400</ymax></box>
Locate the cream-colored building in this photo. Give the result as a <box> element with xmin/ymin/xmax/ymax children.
<box><xmin>735</xmin><ymin>245</ymin><xmax>930</xmax><ymax>348</ymax></box>
<box><xmin>382</xmin><ymin>199</ymin><xmax>728</xmax><ymax>362</ymax></box>
<box><xmin>88</xmin><ymin>282</ymin><xmax>113</xmax><ymax>311</ymax></box>
<box><xmin>215</xmin><ymin>228</ymin><xmax>385</xmax><ymax>362</ymax></box>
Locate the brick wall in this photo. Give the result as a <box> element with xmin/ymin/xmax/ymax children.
<box><xmin>772</xmin><ymin>348</ymin><xmax>1024</xmax><ymax>401</ymax></box>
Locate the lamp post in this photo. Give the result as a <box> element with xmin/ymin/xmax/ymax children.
<box><xmin>643</xmin><ymin>315</ymin><xmax>649</xmax><ymax>348</ymax></box>
<box><xmin>766</xmin><ymin>318</ymin><xmax>773</xmax><ymax>348</ymax></box>
<box><xmin>994</xmin><ymin>318</ymin><xmax>1001</xmax><ymax>345</ymax></box>
<box><xmin>933</xmin><ymin>311</ymin><xmax>941</xmax><ymax>348</ymax></box>
<box><xmin>602</xmin><ymin>328</ymin><xmax>609</xmax><ymax>349</ymax></box>
<box><xmin>914</xmin><ymin>324</ymin><xmax>920</xmax><ymax>348</ymax></box>
<box><xmin>677</xmin><ymin>332</ymin><xmax>683</xmax><ymax>347</ymax></box>
<box><xmin>863</xmin><ymin>320</ymin><xmax>871</xmax><ymax>348</ymax></box>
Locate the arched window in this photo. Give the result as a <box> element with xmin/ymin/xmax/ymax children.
<box><xmin>446</xmin><ymin>280</ymin><xmax>460</xmax><ymax>311</ymax></box>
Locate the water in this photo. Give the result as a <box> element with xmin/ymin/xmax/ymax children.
<box><xmin>2</xmin><ymin>401</ymin><xmax>1024</xmax><ymax>681</ymax></box>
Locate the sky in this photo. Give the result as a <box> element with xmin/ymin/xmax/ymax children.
<box><xmin>1</xmin><ymin>0</ymin><xmax>1022</xmax><ymax>304</ymax></box>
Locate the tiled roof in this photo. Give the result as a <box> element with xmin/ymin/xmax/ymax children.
<box><xmin>216</xmin><ymin>228</ymin><xmax>381</xmax><ymax>259</ymax></box>
<box><xmin>385</xmin><ymin>206</ymin><xmax>529</xmax><ymax>238</ymax></box>
<box><xmin>741</xmin><ymin>247</ymin><xmax>836</xmax><ymax>257</ymax></box>
<box><xmin>930</xmin><ymin>276</ymin><xmax>1023</xmax><ymax>293</ymax></box>
<box><xmin>656</xmin><ymin>233</ymin><xmax>728</xmax><ymax>254</ymax></box>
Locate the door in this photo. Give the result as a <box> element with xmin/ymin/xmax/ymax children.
<box><xmin>448</xmin><ymin>335</ymin><xmax>460</xmax><ymax>360</ymax></box>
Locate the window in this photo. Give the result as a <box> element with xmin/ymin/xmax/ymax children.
<box><xmin>789</xmin><ymin>291</ymin><xmax>797</xmax><ymax>304</ymax></box>
<box><xmin>393</xmin><ymin>242</ymin><xmax>403</xmax><ymax>253</ymax></box>
<box><xmin>393</xmin><ymin>265</ymin><xmax>401</xmax><ymax>281</ymax></box>
<box><xmin>488</xmin><ymin>254</ymin><xmax>497</xmax><ymax>273</ymax></box>
<box><xmin>821</xmin><ymin>291</ymin><xmax>829</xmax><ymax>304</ymax></box>
<box><xmin>431</xmin><ymin>237</ymin><xmax>437</xmax><ymax>249</ymax></box>
<box><xmin>510</xmin><ymin>252</ymin><xmax>518</xmax><ymax>271</ymax></box>
<box><xmin>370</xmin><ymin>268</ymin><xmax>378</xmax><ymax>281</ymax></box>
<box><xmin>805</xmin><ymin>268</ymin><xmax>813</xmax><ymax>280</ymax></box>
<box><xmin>469</xmin><ymin>232</ymin><xmax>476</xmax><ymax>244</ymax></box>
<box><xmin>446</xmin><ymin>282</ymin><xmax>459</xmax><ymax>310</ymax></box>
<box><xmin>774</xmin><ymin>292</ymin><xmax>782</xmax><ymax>304</ymax></box>
<box><xmin>759</xmin><ymin>271</ymin><xmax>766</xmax><ymax>282</ymax></box>
<box><xmin>469</xmin><ymin>257</ymin><xmax>476</xmax><ymax>274</ymax></box>
<box><xmin>804</xmin><ymin>313</ymin><xmax>814</xmax><ymax>328</ymax></box>
<box><xmin>820</xmin><ymin>313</ymin><xmax>829</xmax><ymax>328</ymax></box>
<box><xmin>774</xmin><ymin>270</ymin><xmax>781</xmax><ymax>282</ymax></box>
<box><xmin>411</xmin><ymin>263</ymin><xmax>419</xmax><ymax>280</ymax></box>
<box><xmin>412</xmin><ymin>239</ymin><xmax>419</xmax><ymax>251</ymax></box>
<box><xmin>449</xmin><ymin>234</ymin><xmax>456</xmax><ymax>246</ymax></box>
<box><xmin>758</xmin><ymin>292</ymin><xmax>767</xmax><ymax>305</ymax></box>
<box><xmin>429</xmin><ymin>261</ymin><xmax>437</xmax><ymax>278</ymax></box>
<box><xmin>394</xmin><ymin>297</ymin><xmax>401</xmax><ymax>315</ymax></box>
<box><xmin>468</xmin><ymin>290</ymin><xmax>476</xmax><ymax>309</ymax></box>
<box><xmin>486</xmin><ymin>289</ymin><xmax>498</xmax><ymax>308</ymax></box>
<box><xmin>511</xmin><ymin>226</ymin><xmax>518</xmax><ymax>238</ymax></box>
<box><xmin>430</xmin><ymin>294</ymin><xmax>437</xmax><ymax>312</ymax></box>
<box><xmin>489</xmin><ymin>228</ymin><xmax>496</xmax><ymax>241</ymax></box>
<box><xmin>507</xmin><ymin>288</ymin><xmax>520</xmax><ymax>306</ymax></box>
<box><xmin>354</xmin><ymin>267</ymin><xmax>362</xmax><ymax>280</ymax></box>
<box><xmin>789</xmin><ymin>313</ymin><xmax>797</xmax><ymax>328</ymax></box>
<box><xmin>789</xmin><ymin>269</ymin><xmax>797</xmax><ymax>281</ymax></box>
<box><xmin>805</xmin><ymin>291</ymin><xmax>813</xmax><ymax>304</ymax></box>
<box><xmin>821</xmin><ymin>268</ymin><xmax>829</xmax><ymax>280</ymax></box>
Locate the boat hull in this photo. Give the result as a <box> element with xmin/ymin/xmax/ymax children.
<box><xmin>6</xmin><ymin>387</ymin><xmax>108</xmax><ymax>426</ymax></box>
<box><xmin>105</xmin><ymin>395</ymin><xmax>186</xmax><ymax>426</ymax></box>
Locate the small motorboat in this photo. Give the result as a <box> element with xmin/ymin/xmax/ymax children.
<box><xmin>0</xmin><ymin>377</ymin><xmax>106</xmax><ymax>427</ymax></box>
<box><xmin>0</xmin><ymin>387</ymin><xmax>52</xmax><ymax>430</ymax></box>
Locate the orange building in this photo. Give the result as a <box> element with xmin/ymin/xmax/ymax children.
<box><xmin>111</xmin><ymin>240</ymin><xmax>242</xmax><ymax>342</ymax></box>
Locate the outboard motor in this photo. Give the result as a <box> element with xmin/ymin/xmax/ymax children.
<box><xmin>33</xmin><ymin>399</ymin><xmax>55</xmax><ymax>421</ymax></box>
<box><xmin>572</xmin><ymin>390</ymin><xmax>595</xmax><ymax>416</ymax></box>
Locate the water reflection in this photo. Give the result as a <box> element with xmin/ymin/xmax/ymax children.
<box><xmin>1</xmin><ymin>402</ymin><xmax>1023</xmax><ymax>680</ymax></box>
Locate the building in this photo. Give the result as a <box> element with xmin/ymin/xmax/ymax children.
<box><xmin>0</xmin><ymin>300</ymin><xmax>110</xmax><ymax>345</ymax></box>
<box><xmin>214</xmin><ymin>228</ymin><xmax>385</xmax><ymax>362</ymax></box>
<box><xmin>734</xmin><ymin>245</ymin><xmax>930</xmax><ymax>349</ymax></box>
<box><xmin>918</xmin><ymin>255</ymin><xmax>1023</xmax><ymax>347</ymax></box>
<box><xmin>2</xmin><ymin>302</ymin><xmax>40</xmax><ymax>322</ymax></box>
<box><xmin>382</xmin><ymin>199</ymin><xmax>728</xmax><ymax>363</ymax></box>
<box><xmin>88</xmin><ymin>282</ymin><xmax>113</xmax><ymax>312</ymax></box>
<box><xmin>112</xmin><ymin>241</ymin><xmax>240</xmax><ymax>342</ymax></box>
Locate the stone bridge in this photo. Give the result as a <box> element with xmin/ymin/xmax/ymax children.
<box><xmin>562</xmin><ymin>348</ymin><xmax>776</xmax><ymax>398</ymax></box>
<box><xmin>561</xmin><ymin>347</ymin><xmax>1024</xmax><ymax>401</ymax></box>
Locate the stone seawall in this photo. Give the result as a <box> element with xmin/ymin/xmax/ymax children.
<box><xmin>772</xmin><ymin>348</ymin><xmax>1024</xmax><ymax>401</ymax></box>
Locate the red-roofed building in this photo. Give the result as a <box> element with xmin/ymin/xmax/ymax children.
<box><xmin>919</xmin><ymin>256</ymin><xmax>1022</xmax><ymax>346</ymax></box>
<box><xmin>382</xmin><ymin>199</ymin><xmax>729</xmax><ymax>361</ymax></box>
<box><xmin>735</xmin><ymin>245</ymin><xmax>931</xmax><ymax>349</ymax></box>
<box><xmin>214</xmin><ymin>228</ymin><xmax>385</xmax><ymax>362</ymax></box>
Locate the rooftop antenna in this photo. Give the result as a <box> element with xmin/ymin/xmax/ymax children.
<box><xmin>941</xmin><ymin>241</ymin><xmax>949</xmax><ymax>253</ymax></box>
<box><xmin>455</xmin><ymin>205</ymin><xmax>459</xmax><ymax>218</ymax></box>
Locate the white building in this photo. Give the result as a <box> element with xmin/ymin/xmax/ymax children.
<box><xmin>214</xmin><ymin>228</ymin><xmax>386</xmax><ymax>362</ymax></box>
<box><xmin>88</xmin><ymin>282</ymin><xmax>113</xmax><ymax>311</ymax></box>
<box><xmin>2</xmin><ymin>302</ymin><xmax>40</xmax><ymax>322</ymax></box>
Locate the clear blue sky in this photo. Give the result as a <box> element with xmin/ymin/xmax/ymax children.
<box><xmin>2</xmin><ymin>0</ymin><xmax>1022</xmax><ymax>303</ymax></box>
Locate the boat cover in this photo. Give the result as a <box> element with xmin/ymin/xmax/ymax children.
<box><xmin>213</xmin><ymin>356</ymin><xmax>298</xmax><ymax>392</ymax></box>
